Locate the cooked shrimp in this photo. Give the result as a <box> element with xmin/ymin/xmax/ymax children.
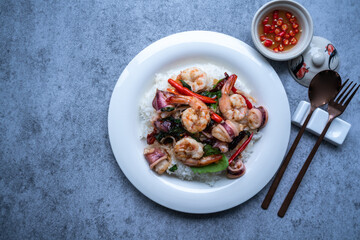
<box><xmin>174</xmin><ymin>137</ymin><xmax>222</xmax><ymax>167</ymax></box>
<box><xmin>211</xmin><ymin>120</ymin><xmax>244</xmax><ymax>142</ymax></box>
<box><xmin>168</xmin><ymin>95</ymin><xmax>210</xmax><ymax>133</ymax></box>
<box><xmin>174</xmin><ymin>137</ymin><xmax>204</xmax><ymax>160</ymax></box>
<box><xmin>219</xmin><ymin>75</ymin><xmax>248</xmax><ymax>122</ymax></box>
<box><xmin>176</xmin><ymin>67</ymin><xmax>208</xmax><ymax>92</ymax></box>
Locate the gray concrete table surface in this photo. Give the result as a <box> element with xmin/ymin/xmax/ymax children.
<box><xmin>1</xmin><ymin>0</ymin><xmax>360</xmax><ymax>239</ymax></box>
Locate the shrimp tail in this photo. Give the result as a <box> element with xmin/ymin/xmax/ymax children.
<box><xmin>167</xmin><ymin>95</ymin><xmax>191</xmax><ymax>105</ymax></box>
<box><xmin>222</xmin><ymin>74</ymin><xmax>238</xmax><ymax>94</ymax></box>
<box><xmin>182</xmin><ymin>154</ymin><xmax>222</xmax><ymax>167</ymax></box>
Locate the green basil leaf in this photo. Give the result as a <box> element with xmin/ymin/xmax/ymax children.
<box><xmin>169</xmin><ymin>164</ymin><xmax>178</xmax><ymax>172</ymax></box>
<box><xmin>191</xmin><ymin>154</ymin><xmax>229</xmax><ymax>173</ymax></box>
<box><xmin>200</xmin><ymin>90</ymin><xmax>221</xmax><ymax>99</ymax></box>
<box><xmin>209</xmin><ymin>103</ymin><xmax>218</xmax><ymax>111</ymax></box>
<box><xmin>201</xmin><ymin>90</ymin><xmax>221</xmax><ymax>111</ymax></box>
<box><xmin>203</xmin><ymin>144</ymin><xmax>221</xmax><ymax>156</ymax></box>
<box><xmin>155</xmin><ymin>117</ymin><xmax>186</xmax><ymax>142</ymax></box>
<box><xmin>180</xmin><ymin>80</ymin><xmax>192</xmax><ymax>91</ymax></box>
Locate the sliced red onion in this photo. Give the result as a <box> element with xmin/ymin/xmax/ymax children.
<box><xmin>152</xmin><ymin>89</ymin><xmax>173</xmax><ymax>111</ymax></box>
<box><xmin>154</xmin><ymin>119</ymin><xmax>172</xmax><ymax>133</ymax></box>
<box><xmin>201</xmin><ymin>130</ymin><xmax>213</xmax><ymax>139</ymax></box>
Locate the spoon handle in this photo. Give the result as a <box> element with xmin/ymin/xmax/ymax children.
<box><xmin>278</xmin><ymin>117</ymin><xmax>334</xmax><ymax>217</ymax></box>
<box><xmin>261</xmin><ymin>107</ymin><xmax>315</xmax><ymax>210</ymax></box>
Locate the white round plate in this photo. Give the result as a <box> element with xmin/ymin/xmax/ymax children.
<box><xmin>108</xmin><ymin>31</ymin><xmax>290</xmax><ymax>214</ymax></box>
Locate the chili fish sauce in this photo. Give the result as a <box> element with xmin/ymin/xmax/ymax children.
<box><xmin>258</xmin><ymin>10</ymin><xmax>302</xmax><ymax>52</ymax></box>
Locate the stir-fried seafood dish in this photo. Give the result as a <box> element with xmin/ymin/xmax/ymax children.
<box><xmin>142</xmin><ymin>67</ymin><xmax>268</xmax><ymax>180</ymax></box>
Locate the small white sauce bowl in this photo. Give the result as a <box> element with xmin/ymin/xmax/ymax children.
<box><xmin>251</xmin><ymin>0</ymin><xmax>313</xmax><ymax>61</ymax></box>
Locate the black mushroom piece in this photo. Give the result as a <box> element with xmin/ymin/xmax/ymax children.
<box><xmin>143</xmin><ymin>147</ymin><xmax>170</xmax><ymax>174</ymax></box>
<box><xmin>226</xmin><ymin>158</ymin><xmax>246</xmax><ymax>179</ymax></box>
<box><xmin>152</xmin><ymin>89</ymin><xmax>174</xmax><ymax>111</ymax></box>
<box><xmin>228</xmin><ymin>131</ymin><xmax>247</xmax><ymax>150</ymax></box>
<box><xmin>247</xmin><ymin>106</ymin><xmax>268</xmax><ymax>130</ymax></box>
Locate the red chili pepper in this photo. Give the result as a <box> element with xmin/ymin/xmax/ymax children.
<box><xmin>168</xmin><ymin>79</ymin><xmax>216</xmax><ymax>104</ymax></box>
<box><xmin>228</xmin><ymin>132</ymin><xmax>254</xmax><ymax>164</ymax></box>
<box><xmin>263</xmin><ymin>24</ymin><xmax>271</xmax><ymax>33</ymax></box>
<box><xmin>242</xmin><ymin>94</ymin><xmax>253</xmax><ymax>109</ymax></box>
<box><xmin>146</xmin><ymin>129</ymin><xmax>157</xmax><ymax>144</ymax></box>
<box><xmin>262</xmin><ymin>16</ymin><xmax>269</xmax><ymax>25</ymax></box>
<box><xmin>264</xmin><ymin>39</ymin><xmax>273</xmax><ymax>47</ymax></box>
<box><xmin>231</xmin><ymin>86</ymin><xmax>253</xmax><ymax>109</ymax></box>
<box><xmin>231</xmin><ymin>86</ymin><xmax>237</xmax><ymax>93</ymax></box>
<box><xmin>210</xmin><ymin>110</ymin><xmax>223</xmax><ymax>123</ymax></box>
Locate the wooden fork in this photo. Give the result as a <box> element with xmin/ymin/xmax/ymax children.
<box><xmin>278</xmin><ymin>79</ymin><xmax>359</xmax><ymax>217</ymax></box>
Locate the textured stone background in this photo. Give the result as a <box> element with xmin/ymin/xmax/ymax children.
<box><xmin>1</xmin><ymin>0</ymin><xmax>360</xmax><ymax>239</ymax></box>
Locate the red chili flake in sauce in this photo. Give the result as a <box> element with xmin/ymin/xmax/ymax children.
<box><xmin>259</xmin><ymin>10</ymin><xmax>302</xmax><ymax>52</ymax></box>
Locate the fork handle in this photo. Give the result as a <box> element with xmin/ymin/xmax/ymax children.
<box><xmin>278</xmin><ymin>117</ymin><xmax>334</xmax><ymax>217</ymax></box>
<box><xmin>261</xmin><ymin>107</ymin><xmax>315</xmax><ymax>210</ymax></box>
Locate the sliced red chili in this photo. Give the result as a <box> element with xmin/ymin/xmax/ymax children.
<box><xmin>210</xmin><ymin>110</ymin><xmax>223</xmax><ymax>123</ymax></box>
<box><xmin>262</xmin><ymin>16</ymin><xmax>269</xmax><ymax>25</ymax></box>
<box><xmin>278</xmin><ymin>44</ymin><xmax>284</xmax><ymax>51</ymax></box>
<box><xmin>229</xmin><ymin>132</ymin><xmax>254</xmax><ymax>163</ymax></box>
<box><xmin>264</xmin><ymin>24</ymin><xmax>271</xmax><ymax>33</ymax></box>
<box><xmin>264</xmin><ymin>39</ymin><xmax>273</xmax><ymax>47</ymax></box>
<box><xmin>273</xmin><ymin>10</ymin><xmax>279</xmax><ymax>20</ymax></box>
<box><xmin>242</xmin><ymin>94</ymin><xmax>253</xmax><ymax>109</ymax></box>
<box><xmin>231</xmin><ymin>87</ymin><xmax>253</xmax><ymax>109</ymax></box>
<box><xmin>290</xmin><ymin>37</ymin><xmax>297</xmax><ymax>45</ymax></box>
<box><xmin>147</xmin><ymin>129</ymin><xmax>157</xmax><ymax>144</ymax></box>
<box><xmin>168</xmin><ymin>79</ymin><xmax>216</xmax><ymax>104</ymax></box>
